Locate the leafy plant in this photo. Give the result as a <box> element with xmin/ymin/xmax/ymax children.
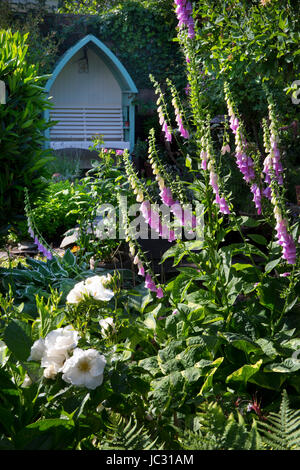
<box><xmin>0</xmin><ymin>29</ymin><xmax>54</xmax><ymax>226</ymax></box>
<box><xmin>178</xmin><ymin>401</ymin><xmax>262</xmax><ymax>450</ymax></box>
<box><xmin>0</xmin><ymin>249</ymin><xmax>94</xmax><ymax>314</ymax></box>
<box><xmin>29</xmin><ymin>180</ymin><xmax>90</xmax><ymax>242</ymax></box>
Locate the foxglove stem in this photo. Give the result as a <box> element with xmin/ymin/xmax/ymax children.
<box><xmin>262</xmin><ymin>102</ymin><xmax>284</xmax><ymax>193</ymax></box>
<box><xmin>25</xmin><ymin>190</ymin><xmax>54</xmax><ymax>261</ymax></box>
<box><xmin>202</xmin><ymin>125</ymin><xmax>231</xmax><ymax>215</ymax></box>
<box><xmin>225</xmin><ymin>84</ymin><xmax>256</xmax><ymax>185</ymax></box>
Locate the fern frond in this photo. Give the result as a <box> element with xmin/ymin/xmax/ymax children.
<box><xmin>258</xmin><ymin>390</ymin><xmax>300</xmax><ymax>450</ymax></box>
<box><xmin>100</xmin><ymin>412</ymin><xmax>163</xmax><ymax>450</ymax></box>
<box><xmin>178</xmin><ymin>403</ymin><xmax>262</xmax><ymax>450</ymax></box>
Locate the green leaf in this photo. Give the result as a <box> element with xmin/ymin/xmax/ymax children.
<box><xmin>238</xmin><ymin>216</ymin><xmax>260</xmax><ymax>228</ymax></box>
<box><xmin>264</xmin><ymin>358</ymin><xmax>300</xmax><ymax>374</ymax></box>
<box><xmin>248</xmin><ymin>234</ymin><xmax>267</xmax><ymax>245</ymax></box>
<box><xmin>220</xmin><ymin>332</ymin><xmax>261</xmax><ymax>354</ymax></box>
<box><xmin>198</xmin><ymin>357</ymin><xmax>224</xmax><ymax>396</ymax></box>
<box><xmin>161</xmin><ymin>243</ymin><xmax>187</xmax><ymax>266</ymax></box>
<box><xmin>62</xmin><ymin>248</ymin><xmax>76</xmax><ymax>268</ymax></box>
<box><xmin>226</xmin><ymin>360</ymin><xmax>263</xmax><ymax>384</ymax></box>
<box><xmin>185</xmin><ymin>155</ymin><xmax>192</xmax><ymax>169</ymax></box>
<box><xmin>265</xmin><ymin>258</ymin><xmax>281</xmax><ymax>273</ymax></box>
<box><xmin>231</xmin><ymin>263</ymin><xmax>254</xmax><ymax>271</ymax></box>
<box><xmin>249</xmin><ymin>370</ymin><xmax>286</xmax><ymax>390</ymax></box>
<box><xmin>21</xmin><ymin>119</ymin><xmax>33</xmax><ymax>128</ymax></box>
<box><xmin>15</xmin><ymin>418</ymin><xmax>75</xmax><ymax>450</ymax></box>
<box><xmin>4</xmin><ymin>320</ymin><xmax>32</xmax><ymax>362</ymax></box>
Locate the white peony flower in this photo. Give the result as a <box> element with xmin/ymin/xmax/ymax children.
<box><xmin>28</xmin><ymin>325</ymin><xmax>80</xmax><ymax>379</ymax></box>
<box><xmin>43</xmin><ymin>364</ymin><xmax>59</xmax><ymax>380</ymax></box>
<box><xmin>66</xmin><ymin>275</ymin><xmax>114</xmax><ymax>304</ymax></box>
<box><xmin>44</xmin><ymin>325</ymin><xmax>80</xmax><ymax>353</ymax></box>
<box><xmin>28</xmin><ymin>338</ymin><xmax>46</xmax><ymax>361</ymax></box>
<box><xmin>86</xmin><ymin>276</ymin><xmax>114</xmax><ymax>301</ymax></box>
<box><xmin>66</xmin><ymin>280</ymin><xmax>89</xmax><ymax>304</ymax></box>
<box><xmin>99</xmin><ymin>317</ymin><xmax>116</xmax><ymax>337</ymax></box>
<box><xmin>41</xmin><ymin>325</ymin><xmax>80</xmax><ymax>376</ymax></box>
<box><xmin>41</xmin><ymin>349</ymin><xmax>68</xmax><ymax>375</ymax></box>
<box><xmin>61</xmin><ymin>348</ymin><xmax>106</xmax><ymax>390</ymax></box>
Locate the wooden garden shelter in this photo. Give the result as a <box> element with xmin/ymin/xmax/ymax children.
<box><xmin>44</xmin><ymin>34</ymin><xmax>138</xmax><ymax>152</ymax></box>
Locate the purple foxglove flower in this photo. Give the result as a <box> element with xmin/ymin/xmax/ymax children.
<box><xmin>45</xmin><ymin>250</ymin><xmax>53</xmax><ymax>261</ymax></box>
<box><xmin>138</xmin><ymin>263</ymin><xmax>145</xmax><ymax>276</ymax></box>
<box><xmin>275</xmin><ymin>219</ymin><xmax>297</xmax><ymax>265</ymax></box>
<box><xmin>250</xmin><ymin>184</ymin><xmax>262</xmax><ymax>215</ymax></box>
<box><xmin>230</xmin><ymin>115</ymin><xmax>239</xmax><ymax>134</ymax></box>
<box><xmin>116</xmin><ymin>149</ymin><xmax>124</xmax><ymax>156</ymax></box>
<box><xmin>221</xmin><ymin>144</ymin><xmax>231</xmax><ymax>155</ymax></box>
<box><xmin>165</xmin><ymin>130</ymin><xmax>172</xmax><ymax>142</ymax></box>
<box><xmin>162</xmin><ymin>121</ymin><xmax>168</xmax><ymax>134</ymax></box>
<box><xmin>162</xmin><ymin>121</ymin><xmax>172</xmax><ymax>142</ymax></box>
<box><xmin>182</xmin><ymin>207</ymin><xmax>196</xmax><ymax>228</ymax></box>
<box><xmin>161</xmin><ymin>224</ymin><xmax>175</xmax><ymax>242</ymax></box>
<box><xmin>263</xmin><ymin>186</ymin><xmax>272</xmax><ymax>200</ymax></box>
<box><xmin>156</xmin><ymin>287</ymin><xmax>164</xmax><ymax>299</ymax></box>
<box><xmin>145</xmin><ymin>274</ymin><xmax>157</xmax><ymax>292</ymax></box>
<box><xmin>209</xmin><ymin>171</ymin><xmax>219</xmax><ymax>194</ymax></box>
<box><xmin>28</xmin><ymin>226</ymin><xmax>34</xmax><ymax>238</ymax></box>
<box><xmin>200</xmin><ymin>149</ymin><xmax>208</xmax><ymax>170</ymax></box>
<box><xmin>160</xmin><ymin>187</ymin><xmax>176</xmax><ymax>206</ymax></box>
<box><xmin>140</xmin><ymin>200</ymin><xmax>151</xmax><ymax>222</ymax></box>
<box><xmin>236</xmin><ymin>153</ymin><xmax>255</xmax><ymax>183</ymax></box>
<box><xmin>184</xmin><ymin>84</ymin><xmax>191</xmax><ymax>95</ymax></box>
<box><xmin>185</xmin><ymin>1</ymin><xmax>193</xmax><ymax>13</ymax></box>
<box><xmin>179</xmin><ymin>125</ymin><xmax>189</xmax><ymax>139</ymax></box>
<box><xmin>148</xmin><ymin>210</ymin><xmax>162</xmax><ymax>233</ymax></box>
<box><xmin>188</xmin><ymin>25</ymin><xmax>195</xmax><ymax>39</ymax></box>
<box><xmin>219</xmin><ymin>197</ymin><xmax>230</xmax><ymax>214</ymax></box>
<box><xmin>168</xmin><ymin>229</ymin><xmax>176</xmax><ymax>242</ymax></box>
<box><xmin>201</xmin><ymin>159</ymin><xmax>207</xmax><ymax>170</ymax></box>
<box><xmin>171</xmin><ymin>202</ymin><xmax>184</xmax><ymax>226</ymax></box>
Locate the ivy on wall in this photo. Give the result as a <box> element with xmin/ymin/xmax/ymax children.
<box><xmin>3</xmin><ymin>0</ymin><xmax>187</xmax><ymax>92</ymax></box>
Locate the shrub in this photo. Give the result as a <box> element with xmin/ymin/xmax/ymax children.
<box><xmin>29</xmin><ymin>180</ymin><xmax>90</xmax><ymax>243</ymax></box>
<box><xmin>0</xmin><ymin>29</ymin><xmax>53</xmax><ymax>226</ymax></box>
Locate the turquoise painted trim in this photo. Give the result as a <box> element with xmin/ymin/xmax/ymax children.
<box><xmin>45</xmin><ymin>34</ymin><xmax>138</xmax><ymax>94</ymax></box>
<box><xmin>43</xmin><ymin>34</ymin><xmax>138</xmax><ymax>151</ymax></box>
<box><xmin>44</xmin><ymin>107</ymin><xmax>50</xmax><ymax>149</ymax></box>
<box><xmin>129</xmin><ymin>100</ymin><xmax>135</xmax><ymax>153</ymax></box>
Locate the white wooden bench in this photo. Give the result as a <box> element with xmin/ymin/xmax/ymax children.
<box><xmin>49</xmin><ymin>106</ymin><xmax>130</xmax><ymax>150</ymax></box>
